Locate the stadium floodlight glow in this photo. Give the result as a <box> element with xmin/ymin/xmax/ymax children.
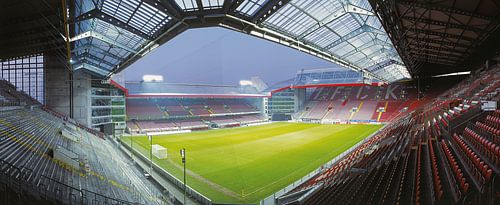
<box><xmin>432</xmin><ymin>71</ymin><xmax>471</xmax><ymax>78</ymax></box>
<box><xmin>239</xmin><ymin>80</ymin><xmax>253</xmax><ymax>86</ymax></box>
<box><xmin>142</xmin><ymin>75</ymin><xmax>164</xmax><ymax>82</ymax></box>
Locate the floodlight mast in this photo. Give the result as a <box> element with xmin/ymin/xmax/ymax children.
<box><xmin>149</xmin><ymin>134</ymin><xmax>153</xmax><ymax>175</ymax></box>
<box><xmin>149</xmin><ymin>134</ymin><xmax>153</xmax><ymax>192</ymax></box>
<box><xmin>180</xmin><ymin>148</ymin><xmax>186</xmax><ymax>205</ymax></box>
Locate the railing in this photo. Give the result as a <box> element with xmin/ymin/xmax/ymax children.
<box><xmin>120</xmin><ymin>140</ymin><xmax>212</xmax><ymax>205</ymax></box>
<box><xmin>0</xmin><ymin>159</ymin><xmax>146</xmax><ymax>205</ymax></box>
<box><xmin>38</xmin><ymin>175</ymin><xmax>83</xmax><ymax>205</ymax></box>
<box><xmin>0</xmin><ymin>159</ymin><xmax>23</xmax><ymax>193</ymax></box>
<box><xmin>42</xmin><ymin>106</ymin><xmax>106</xmax><ymax>139</ymax></box>
<box><xmin>0</xmin><ymin>100</ymin><xmax>20</xmax><ymax>107</ymax></box>
<box><xmin>450</xmin><ymin>106</ymin><xmax>482</xmax><ymax>133</ymax></box>
<box><xmin>83</xmin><ymin>189</ymin><xmax>138</xmax><ymax>205</ymax></box>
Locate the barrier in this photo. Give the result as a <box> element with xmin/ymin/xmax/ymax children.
<box><xmin>0</xmin><ymin>159</ymin><xmax>143</xmax><ymax>205</ymax></box>
<box><xmin>120</xmin><ymin>140</ymin><xmax>212</xmax><ymax>205</ymax></box>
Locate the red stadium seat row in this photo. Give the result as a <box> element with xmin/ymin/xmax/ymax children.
<box><xmin>476</xmin><ymin>81</ymin><xmax>500</xmax><ymax>99</ymax></box>
<box><xmin>300</xmin><ymin>118</ymin><xmax>412</xmax><ymax>191</ymax></box>
<box><xmin>428</xmin><ymin>139</ymin><xmax>443</xmax><ymax>200</ymax></box>
<box><xmin>484</xmin><ymin>115</ymin><xmax>500</xmax><ymax>129</ymax></box>
<box><xmin>415</xmin><ymin>143</ymin><xmax>422</xmax><ymax>205</ymax></box>
<box><xmin>463</xmin><ymin>127</ymin><xmax>500</xmax><ymax>166</ymax></box>
<box><xmin>452</xmin><ymin>134</ymin><xmax>493</xmax><ymax>185</ymax></box>
<box><xmin>281</xmin><ymin>66</ymin><xmax>499</xmax><ymax>205</ymax></box>
<box><xmin>441</xmin><ymin>140</ymin><xmax>470</xmax><ymax>193</ymax></box>
<box><xmin>302</xmin><ymin>120</ymin><xmax>411</xmax><ymax>189</ymax></box>
<box><xmin>439</xmin><ymin>116</ymin><xmax>448</xmax><ymax>128</ymax></box>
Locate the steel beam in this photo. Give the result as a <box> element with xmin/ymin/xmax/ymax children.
<box><xmin>70</xmin><ymin>31</ymin><xmax>138</xmax><ymax>53</ymax></box>
<box><xmin>252</xmin><ymin>0</ymin><xmax>290</xmax><ymax>24</ymax></box>
<box><xmin>195</xmin><ymin>0</ymin><xmax>204</xmax><ymax>11</ymax></box>
<box><xmin>412</xmin><ymin>56</ymin><xmax>457</xmax><ymax>65</ymax></box>
<box><xmin>71</xmin><ymin>44</ymin><xmax>125</xmax><ymax>61</ymax></box>
<box><xmin>368</xmin><ymin>0</ymin><xmax>417</xmax><ymax>74</ymax></box>
<box><xmin>409</xmin><ymin>52</ymin><xmax>462</xmax><ymax>62</ymax></box>
<box><xmin>323</xmin><ymin>25</ymin><xmax>372</xmax><ymax>51</ymax></box>
<box><xmin>400</xmin><ymin>1</ymin><xmax>496</xmax><ymax>21</ymax></box>
<box><xmin>151</xmin><ymin>0</ymin><xmax>183</xmax><ymax>19</ymax></box>
<box><xmin>297</xmin><ymin>9</ymin><xmax>348</xmax><ymax>39</ymax></box>
<box><xmin>344</xmin><ymin>3</ymin><xmax>374</xmax><ymax>16</ymax></box>
<box><xmin>406</xmin><ymin>27</ymin><xmax>475</xmax><ymax>42</ymax></box>
<box><xmin>403</xmin><ymin>16</ymin><xmax>485</xmax><ymax>33</ymax></box>
<box><xmin>109</xmin><ymin>17</ymin><xmax>189</xmax><ymax>76</ymax></box>
<box><xmin>224</xmin><ymin>0</ymin><xmax>245</xmax><ymax>14</ymax></box>
<box><xmin>74</xmin><ymin>9</ymin><xmax>153</xmax><ymax>40</ymax></box>
<box><xmin>340</xmin><ymin>39</ymin><xmax>391</xmax><ymax>59</ymax></box>
<box><xmin>407</xmin><ymin>43</ymin><xmax>468</xmax><ymax>56</ymax></box>
<box><xmin>369</xmin><ymin>60</ymin><xmax>404</xmax><ymax>72</ymax></box>
<box><xmin>73</xmin><ymin>63</ymin><xmax>109</xmax><ymax>76</ymax></box>
<box><xmin>75</xmin><ymin>52</ymin><xmax>116</xmax><ymax>68</ymax></box>
<box><xmin>408</xmin><ymin>47</ymin><xmax>464</xmax><ymax>59</ymax></box>
<box><xmin>405</xmin><ymin>36</ymin><xmax>470</xmax><ymax>49</ymax></box>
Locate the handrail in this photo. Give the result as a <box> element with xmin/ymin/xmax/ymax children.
<box><xmin>42</xmin><ymin>106</ymin><xmax>106</xmax><ymax>139</ymax></box>
<box><xmin>0</xmin><ymin>158</ymin><xmax>147</xmax><ymax>205</ymax></box>
<box><xmin>37</xmin><ymin>175</ymin><xmax>80</xmax><ymax>204</ymax></box>
<box><xmin>120</xmin><ymin>140</ymin><xmax>211</xmax><ymax>205</ymax></box>
<box><xmin>82</xmin><ymin>189</ymin><xmax>137</xmax><ymax>205</ymax></box>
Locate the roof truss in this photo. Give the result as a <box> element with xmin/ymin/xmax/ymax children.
<box><xmin>67</xmin><ymin>0</ymin><xmax>413</xmax><ymax>82</ymax></box>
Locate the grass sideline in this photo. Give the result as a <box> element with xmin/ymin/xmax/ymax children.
<box><xmin>122</xmin><ymin>122</ymin><xmax>382</xmax><ymax>204</ymax></box>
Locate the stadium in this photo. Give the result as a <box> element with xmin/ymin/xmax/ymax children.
<box><xmin>0</xmin><ymin>0</ymin><xmax>499</xmax><ymax>205</ymax></box>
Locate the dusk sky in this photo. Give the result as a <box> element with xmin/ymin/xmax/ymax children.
<box><xmin>119</xmin><ymin>27</ymin><xmax>341</xmax><ymax>86</ymax></box>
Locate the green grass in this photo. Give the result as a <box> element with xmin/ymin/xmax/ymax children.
<box><xmin>122</xmin><ymin>122</ymin><xmax>382</xmax><ymax>204</ymax></box>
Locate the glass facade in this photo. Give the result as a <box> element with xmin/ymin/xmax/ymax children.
<box><xmin>267</xmin><ymin>88</ymin><xmax>295</xmax><ymax>116</ymax></box>
<box><xmin>71</xmin><ymin>0</ymin><xmax>411</xmax><ymax>83</ymax></box>
<box><xmin>261</xmin><ymin>0</ymin><xmax>411</xmax><ymax>82</ymax></box>
<box><xmin>90</xmin><ymin>86</ymin><xmax>126</xmax><ymax>135</ymax></box>
<box><xmin>294</xmin><ymin>69</ymin><xmax>364</xmax><ymax>85</ymax></box>
<box><xmin>0</xmin><ymin>54</ymin><xmax>44</xmax><ymax>104</ymax></box>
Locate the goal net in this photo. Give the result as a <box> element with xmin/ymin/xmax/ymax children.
<box><xmin>152</xmin><ymin>144</ymin><xmax>167</xmax><ymax>159</ymax></box>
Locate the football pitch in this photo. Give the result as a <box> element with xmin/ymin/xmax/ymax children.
<box><xmin>122</xmin><ymin>122</ymin><xmax>382</xmax><ymax>204</ymax></box>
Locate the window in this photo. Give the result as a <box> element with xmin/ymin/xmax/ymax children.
<box><xmin>0</xmin><ymin>54</ymin><xmax>44</xmax><ymax>104</ymax></box>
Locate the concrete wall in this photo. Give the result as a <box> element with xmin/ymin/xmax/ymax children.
<box><xmin>44</xmin><ymin>52</ymin><xmax>71</xmax><ymax>115</ymax></box>
<box><xmin>44</xmin><ymin>52</ymin><xmax>92</xmax><ymax>126</ymax></box>
<box><xmin>72</xmin><ymin>70</ymin><xmax>91</xmax><ymax>126</ymax></box>
<box><xmin>294</xmin><ymin>88</ymin><xmax>306</xmax><ymax>112</ymax></box>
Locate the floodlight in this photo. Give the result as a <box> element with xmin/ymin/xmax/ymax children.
<box><xmin>239</xmin><ymin>80</ymin><xmax>253</xmax><ymax>86</ymax></box>
<box><xmin>432</xmin><ymin>71</ymin><xmax>471</xmax><ymax>78</ymax></box>
<box><xmin>180</xmin><ymin>148</ymin><xmax>185</xmax><ymax>158</ymax></box>
<box><xmin>143</xmin><ymin>75</ymin><xmax>164</xmax><ymax>82</ymax></box>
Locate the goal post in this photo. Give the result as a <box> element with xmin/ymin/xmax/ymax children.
<box><xmin>152</xmin><ymin>144</ymin><xmax>168</xmax><ymax>159</ymax></box>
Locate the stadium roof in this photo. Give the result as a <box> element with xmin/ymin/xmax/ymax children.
<box><xmin>2</xmin><ymin>0</ymin><xmax>498</xmax><ymax>82</ymax></box>
<box><xmin>67</xmin><ymin>0</ymin><xmax>410</xmax><ymax>83</ymax></box>
<box><xmin>0</xmin><ymin>1</ymin><xmax>66</xmax><ymax>60</ymax></box>
<box><xmin>123</xmin><ymin>81</ymin><xmax>265</xmax><ymax>97</ymax></box>
<box><xmin>264</xmin><ymin>67</ymin><xmax>386</xmax><ymax>94</ymax></box>
<box><xmin>370</xmin><ymin>0</ymin><xmax>500</xmax><ymax>77</ymax></box>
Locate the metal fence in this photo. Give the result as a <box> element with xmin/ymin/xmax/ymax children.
<box><xmin>121</xmin><ymin>140</ymin><xmax>212</xmax><ymax>205</ymax></box>
<box><xmin>0</xmin><ymin>159</ymin><xmax>142</xmax><ymax>205</ymax></box>
<box><xmin>449</xmin><ymin>106</ymin><xmax>482</xmax><ymax>133</ymax></box>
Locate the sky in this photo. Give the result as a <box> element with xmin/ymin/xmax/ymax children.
<box><xmin>118</xmin><ymin>27</ymin><xmax>340</xmax><ymax>86</ymax></box>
